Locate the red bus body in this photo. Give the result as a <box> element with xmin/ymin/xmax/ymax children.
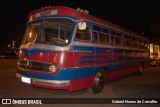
<box><xmin>17</xmin><ymin>6</ymin><xmax>149</xmax><ymax>93</ymax></box>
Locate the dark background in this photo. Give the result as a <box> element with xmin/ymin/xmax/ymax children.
<box><xmin>1</xmin><ymin>0</ymin><xmax>160</xmax><ymax>50</ymax></box>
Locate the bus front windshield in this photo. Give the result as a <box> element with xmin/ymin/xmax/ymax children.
<box><xmin>24</xmin><ymin>19</ymin><xmax>73</xmax><ymax>46</ymax></box>
<box><xmin>24</xmin><ymin>21</ymin><xmax>41</xmax><ymax>44</ymax></box>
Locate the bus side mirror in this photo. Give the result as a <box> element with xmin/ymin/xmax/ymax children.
<box><xmin>78</xmin><ymin>22</ymin><xmax>86</xmax><ymax>30</ymax></box>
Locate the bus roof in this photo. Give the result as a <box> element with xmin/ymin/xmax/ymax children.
<box><xmin>29</xmin><ymin>6</ymin><xmax>148</xmax><ymax>41</ymax></box>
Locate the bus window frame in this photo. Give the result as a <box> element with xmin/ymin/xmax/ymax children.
<box><xmin>132</xmin><ymin>37</ymin><xmax>138</xmax><ymax>47</ymax></box>
<box><xmin>93</xmin><ymin>31</ymin><xmax>110</xmax><ymax>44</ymax></box>
<box><xmin>92</xmin><ymin>25</ymin><xmax>110</xmax><ymax>45</ymax></box>
<box><xmin>125</xmin><ymin>35</ymin><xmax>132</xmax><ymax>47</ymax></box>
<box><xmin>115</xmin><ymin>32</ymin><xmax>124</xmax><ymax>46</ymax></box>
<box><xmin>110</xmin><ymin>30</ymin><xmax>116</xmax><ymax>45</ymax></box>
<box><xmin>75</xmin><ymin>25</ymin><xmax>92</xmax><ymax>42</ymax></box>
<box><xmin>24</xmin><ymin>18</ymin><xmax>76</xmax><ymax>46</ymax></box>
<box><xmin>23</xmin><ymin>20</ymin><xmax>43</xmax><ymax>44</ymax></box>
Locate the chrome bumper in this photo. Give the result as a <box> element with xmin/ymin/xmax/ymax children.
<box><xmin>16</xmin><ymin>73</ymin><xmax>70</xmax><ymax>86</ymax></box>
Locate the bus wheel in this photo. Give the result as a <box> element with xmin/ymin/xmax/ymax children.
<box><xmin>91</xmin><ymin>71</ymin><xmax>105</xmax><ymax>93</ymax></box>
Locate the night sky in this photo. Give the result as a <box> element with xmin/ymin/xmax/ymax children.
<box><xmin>1</xmin><ymin>0</ymin><xmax>160</xmax><ymax>50</ymax></box>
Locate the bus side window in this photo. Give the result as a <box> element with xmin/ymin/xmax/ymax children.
<box><xmin>93</xmin><ymin>32</ymin><xmax>99</xmax><ymax>42</ymax></box>
<box><xmin>132</xmin><ymin>37</ymin><xmax>136</xmax><ymax>47</ymax></box>
<box><xmin>125</xmin><ymin>35</ymin><xmax>132</xmax><ymax>47</ymax></box>
<box><xmin>99</xmin><ymin>33</ymin><xmax>107</xmax><ymax>43</ymax></box>
<box><xmin>76</xmin><ymin>26</ymin><xmax>91</xmax><ymax>41</ymax></box>
<box><xmin>102</xmin><ymin>28</ymin><xmax>110</xmax><ymax>44</ymax></box>
<box><xmin>94</xmin><ymin>32</ymin><xmax>109</xmax><ymax>44</ymax></box>
<box><xmin>110</xmin><ymin>31</ymin><xmax>116</xmax><ymax>45</ymax></box>
<box><xmin>141</xmin><ymin>41</ymin><xmax>145</xmax><ymax>49</ymax></box>
<box><xmin>105</xmin><ymin>33</ymin><xmax>110</xmax><ymax>44</ymax></box>
<box><xmin>138</xmin><ymin>39</ymin><xmax>144</xmax><ymax>49</ymax></box>
<box><xmin>110</xmin><ymin>36</ymin><xmax>114</xmax><ymax>45</ymax></box>
<box><xmin>115</xmin><ymin>32</ymin><xmax>123</xmax><ymax>46</ymax></box>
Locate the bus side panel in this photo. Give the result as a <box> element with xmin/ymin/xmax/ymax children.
<box><xmin>112</xmin><ymin>49</ymin><xmax>125</xmax><ymax>63</ymax></box>
<box><xmin>95</xmin><ymin>47</ymin><xmax>112</xmax><ymax>65</ymax></box>
<box><xmin>108</xmin><ymin>49</ymin><xmax>140</xmax><ymax>80</ymax></box>
<box><xmin>94</xmin><ymin>47</ymin><xmax>112</xmax><ymax>74</ymax></box>
<box><xmin>71</xmin><ymin>46</ymin><xmax>95</xmax><ymax>90</ymax></box>
<box><xmin>70</xmin><ymin>75</ymin><xmax>95</xmax><ymax>91</ymax></box>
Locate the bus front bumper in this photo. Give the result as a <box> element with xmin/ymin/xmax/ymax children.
<box><xmin>16</xmin><ymin>73</ymin><xmax>70</xmax><ymax>87</ymax></box>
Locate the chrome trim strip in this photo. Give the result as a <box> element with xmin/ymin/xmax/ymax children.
<box><xmin>20</xmin><ymin>43</ymin><xmax>71</xmax><ymax>51</ymax></box>
<box><xmin>72</xmin><ymin>41</ymin><xmax>148</xmax><ymax>51</ymax></box>
<box><xmin>74</xmin><ymin>50</ymin><xmax>92</xmax><ymax>52</ymax></box>
<box><xmin>33</xmin><ymin>44</ymin><xmax>70</xmax><ymax>51</ymax></box>
<box><xmin>16</xmin><ymin>73</ymin><xmax>70</xmax><ymax>86</ymax></box>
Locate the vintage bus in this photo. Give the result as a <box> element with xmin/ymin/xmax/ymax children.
<box><xmin>16</xmin><ymin>6</ymin><xmax>149</xmax><ymax>93</ymax></box>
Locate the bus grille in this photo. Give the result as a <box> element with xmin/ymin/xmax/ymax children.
<box><xmin>18</xmin><ymin>60</ymin><xmax>51</xmax><ymax>72</ymax></box>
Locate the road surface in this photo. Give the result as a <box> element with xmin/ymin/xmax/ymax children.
<box><xmin>0</xmin><ymin>59</ymin><xmax>160</xmax><ymax>107</ymax></box>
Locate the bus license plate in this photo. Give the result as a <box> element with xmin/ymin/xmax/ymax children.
<box><xmin>21</xmin><ymin>77</ymin><xmax>31</xmax><ymax>84</ymax></box>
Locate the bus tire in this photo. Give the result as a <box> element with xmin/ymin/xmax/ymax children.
<box><xmin>91</xmin><ymin>70</ymin><xmax>105</xmax><ymax>93</ymax></box>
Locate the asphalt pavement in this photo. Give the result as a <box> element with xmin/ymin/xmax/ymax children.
<box><xmin>0</xmin><ymin>59</ymin><xmax>160</xmax><ymax>107</ymax></box>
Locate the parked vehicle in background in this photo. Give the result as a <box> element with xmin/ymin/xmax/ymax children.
<box><xmin>0</xmin><ymin>52</ymin><xmax>17</xmax><ymax>59</ymax></box>
<box><xmin>150</xmin><ymin>58</ymin><xmax>160</xmax><ymax>66</ymax></box>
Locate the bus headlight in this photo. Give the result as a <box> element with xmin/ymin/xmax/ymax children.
<box><xmin>49</xmin><ymin>65</ymin><xmax>57</xmax><ymax>72</ymax></box>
